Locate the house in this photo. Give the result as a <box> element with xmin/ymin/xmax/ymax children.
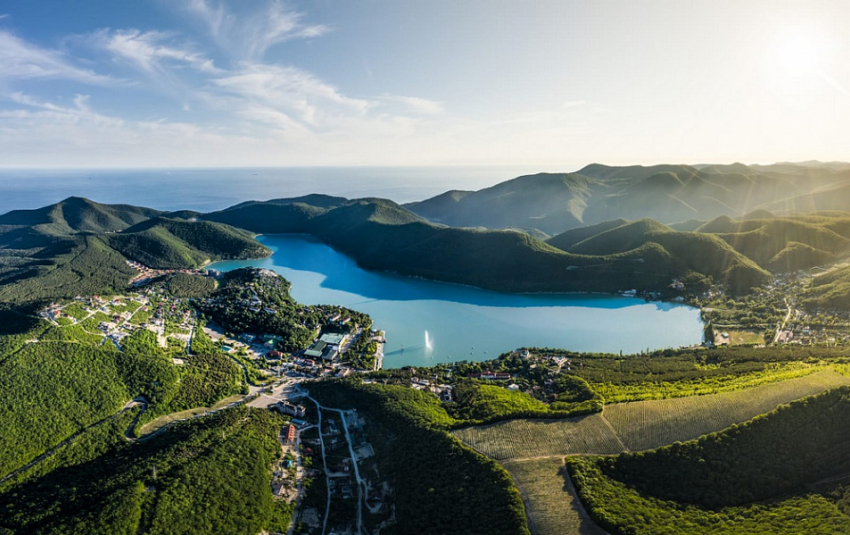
<box><xmin>468</xmin><ymin>372</ymin><xmax>511</xmax><ymax>381</ymax></box>
<box><xmin>319</xmin><ymin>332</ymin><xmax>347</xmax><ymax>346</ymax></box>
<box><xmin>276</xmin><ymin>402</ymin><xmax>307</xmax><ymax>418</ymax></box>
<box><xmin>304</xmin><ymin>341</ymin><xmax>327</xmax><ymax>359</ymax></box>
<box><xmin>283</xmin><ymin>424</ymin><xmax>296</xmax><ymax>443</ymax></box>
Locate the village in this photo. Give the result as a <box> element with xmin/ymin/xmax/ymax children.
<box><xmin>35</xmin><ymin>258</ymin><xmax>850</xmax><ymax>535</ymax></box>
<box><xmin>38</xmin><ymin>289</ymin><xmax>196</xmax><ymax>352</ymax></box>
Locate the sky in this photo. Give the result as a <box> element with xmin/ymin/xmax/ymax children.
<box><xmin>0</xmin><ymin>0</ymin><xmax>848</xmax><ymax>168</ymax></box>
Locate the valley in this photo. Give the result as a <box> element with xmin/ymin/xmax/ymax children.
<box><xmin>4</xmin><ymin>164</ymin><xmax>850</xmax><ymax>534</ymax></box>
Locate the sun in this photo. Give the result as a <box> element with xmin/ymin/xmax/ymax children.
<box><xmin>773</xmin><ymin>29</ymin><xmax>828</xmax><ymax>78</ymax></box>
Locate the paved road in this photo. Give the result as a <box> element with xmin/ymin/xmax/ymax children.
<box><xmin>306</xmin><ymin>396</ymin><xmax>333</xmax><ymax>535</ymax></box>
<box><xmin>773</xmin><ymin>299</ymin><xmax>795</xmax><ymax>344</ymax></box>
<box><xmin>337</xmin><ymin>409</ymin><xmax>364</xmax><ymax>535</ymax></box>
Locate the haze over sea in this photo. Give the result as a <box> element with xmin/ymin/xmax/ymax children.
<box><xmin>0</xmin><ymin>166</ymin><xmax>545</xmax><ymax>214</ymax></box>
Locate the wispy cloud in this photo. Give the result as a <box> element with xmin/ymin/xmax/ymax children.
<box><xmin>0</xmin><ymin>29</ymin><xmax>112</xmax><ymax>84</ymax></box>
<box><xmin>91</xmin><ymin>29</ymin><xmax>220</xmax><ymax>74</ymax></box>
<box><xmin>3</xmin><ymin>92</ymin><xmax>124</xmax><ymax>129</ymax></box>
<box><xmin>213</xmin><ymin>64</ymin><xmax>370</xmax><ymax>127</ymax></box>
<box><xmin>187</xmin><ymin>0</ymin><xmax>329</xmax><ymax>60</ymax></box>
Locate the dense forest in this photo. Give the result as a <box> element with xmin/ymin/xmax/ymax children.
<box><xmin>0</xmin><ymin>407</ymin><xmax>290</xmax><ymax>535</ymax></box>
<box><xmin>0</xmin><ymin>322</ymin><xmax>243</xmax><ymax>479</ymax></box>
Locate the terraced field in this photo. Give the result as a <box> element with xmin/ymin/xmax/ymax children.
<box><xmin>605</xmin><ymin>368</ymin><xmax>850</xmax><ymax>451</ymax></box>
<box><xmin>452</xmin><ymin>413</ymin><xmax>624</xmax><ymax>461</ymax></box>
<box><xmin>454</xmin><ymin>369</ymin><xmax>850</xmax><ymax>459</ymax></box>
<box><xmin>501</xmin><ymin>458</ymin><xmax>608</xmax><ymax>535</ymax></box>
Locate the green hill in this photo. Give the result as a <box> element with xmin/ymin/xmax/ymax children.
<box><xmin>404</xmin><ymin>173</ymin><xmax>595</xmax><ymax>234</ymax></box>
<box><xmin>225</xmin><ymin>193</ymin><xmax>348</xmax><ymax>211</ymax></box>
<box><xmin>545</xmin><ymin>218</ymin><xmax>629</xmax><ymax>251</ymax></box>
<box><xmin>802</xmin><ymin>265</ymin><xmax>850</xmax><ymax>309</ymax></box>
<box><xmin>405</xmin><ymin>163</ymin><xmax>850</xmax><ymax>235</ymax></box>
<box><xmin>203</xmin><ymin>202</ymin><xmax>326</xmax><ymax>234</ymax></box>
<box><xmin>211</xmin><ymin>197</ymin><xmax>768</xmax><ymax>294</ymax></box>
<box><xmin>0</xmin><ymin>197</ymin><xmax>160</xmax><ymax>237</ymax></box>
<box><xmin>695</xmin><ymin>215</ymin><xmax>850</xmax><ymax>272</ymax></box>
<box><xmin>547</xmin><ymin>219</ymin><xmax>770</xmax><ymax>293</ymax></box>
<box><xmin>0</xmin><ymin>199</ymin><xmax>271</xmax><ymax>305</ymax></box>
<box><xmin>568</xmin><ymin>386</ymin><xmax>850</xmax><ymax>534</ymax></box>
<box><xmin>0</xmin><ymin>407</ymin><xmax>289</xmax><ymax>535</ymax></box>
<box><xmin>106</xmin><ymin>217</ymin><xmax>269</xmax><ymax>269</ymax></box>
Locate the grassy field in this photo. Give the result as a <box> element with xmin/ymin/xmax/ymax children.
<box><xmin>603</xmin><ymin>368</ymin><xmax>850</xmax><ymax>451</ymax></box>
<box><xmin>592</xmin><ymin>362</ymin><xmax>826</xmax><ymax>403</ymax></box>
<box><xmin>501</xmin><ymin>458</ymin><xmax>607</xmax><ymax>535</ymax></box>
<box><xmin>454</xmin><ymin>369</ymin><xmax>850</xmax><ymax>459</ymax></box>
<box><xmin>721</xmin><ymin>329</ymin><xmax>766</xmax><ymax>345</ymax></box>
<box><xmin>452</xmin><ymin>414</ymin><xmax>624</xmax><ymax>461</ymax></box>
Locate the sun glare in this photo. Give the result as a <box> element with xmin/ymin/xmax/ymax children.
<box><xmin>773</xmin><ymin>29</ymin><xmax>828</xmax><ymax>78</ymax></box>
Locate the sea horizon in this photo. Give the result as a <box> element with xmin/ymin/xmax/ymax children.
<box><xmin>0</xmin><ymin>164</ymin><xmax>578</xmax><ymax>215</ymax></box>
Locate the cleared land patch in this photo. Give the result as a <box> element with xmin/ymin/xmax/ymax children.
<box><xmin>502</xmin><ymin>457</ymin><xmax>608</xmax><ymax>535</ymax></box>
<box><xmin>452</xmin><ymin>413</ymin><xmax>624</xmax><ymax>461</ymax></box>
<box><xmin>454</xmin><ymin>369</ymin><xmax>850</xmax><ymax>460</ymax></box>
<box><xmin>604</xmin><ymin>368</ymin><xmax>850</xmax><ymax>451</ymax></box>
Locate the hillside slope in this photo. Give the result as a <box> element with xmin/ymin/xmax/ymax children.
<box><xmin>0</xmin><ymin>197</ymin><xmax>160</xmax><ymax>236</ymax></box>
<box><xmin>568</xmin><ymin>386</ymin><xmax>850</xmax><ymax>534</ymax></box>
<box><xmin>209</xmin><ymin>197</ymin><xmax>769</xmax><ymax>294</ymax></box>
<box><xmin>407</xmin><ymin>163</ymin><xmax>850</xmax><ymax>235</ymax></box>
<box><xmin>106</xmin><ymin>217</ymin><xmax>269</xmax><ymax>269</ymax></box>
<box><xmin>404</xmin><ymin>173</ymin><xmax>595</xmax><ymax>234</ymax></box>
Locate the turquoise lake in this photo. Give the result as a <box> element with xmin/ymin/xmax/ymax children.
<box><xmin>208</xmin><ymin>235</ymin><xmax>704</xmax><ymax>368</ymax></box>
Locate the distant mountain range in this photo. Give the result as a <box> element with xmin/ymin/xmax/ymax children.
<box><xmin>404</xmin><ymin>162</ymin><xmax>850</xmax><ymax>235</ymax></box>
<box><xmin>3</xmin><ymin>161</ymin><xmax>850</xmax><ymax>306</ymax></box>
<box><xmin>0</xmin><ymin>198</ymin><xmax>267</xmax><ymax>305</ymax></box>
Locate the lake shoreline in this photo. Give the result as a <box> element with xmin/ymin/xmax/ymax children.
<box><xmin>208</xmin><ymin>235</ymin><xmax>704</xmax><ymax>368</ymax></box>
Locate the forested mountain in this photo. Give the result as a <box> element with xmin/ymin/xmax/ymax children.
<box><xmin>105</xmin><ymin>217</ymin><xmax>269</xmax><ymax>269</ymax></box>
<box><xmin>404</xmin><ymin>173</ymin><xmax>593</xmax><ymax>234</ymax></box>
<box><xmin>203</xmin><ymin>197</ymin><xmax>769</xmax><ymax>294</ymax></box>
<box><xmin>5</xmin><ymin>163</ymin><xmax>850</xmax><ymax>307</ymax></box>
<box><xmin>0</xmin><ymin>199</ymin><xmax>265</xmax><ymax>306</ymax></box>
<box><xmin>0</xmin><ymin>197</ymin><xmax>160</xmax><ymax>236</ymax></box>
<box><xmin>405</xmin><ymin>162</ymin><xmax>850</xmax><ymax>236</ymax></box>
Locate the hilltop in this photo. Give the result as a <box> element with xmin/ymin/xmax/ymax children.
<box><xmin>405</xmin><ymin>162</ymin><xmax>850</xmax><ymax>235</ymax></box>
<box><xmin>0</xmin><ymin>198</ymin><xmax>267</xmax><ymax>305</ymax></box>
<box><xmin>202</xmin><ymin>197</ymin><xmax>768</xmax><ymax>294</ymax></box>
<box><xmin>0</xmin><ymin>196</ymin><xmax>161</xmax><ymax>236</ymax></box>
<box><xmin>105</xmin><ymin>216</ymin><xmax>269</xmax><ymax>269</ymax></box>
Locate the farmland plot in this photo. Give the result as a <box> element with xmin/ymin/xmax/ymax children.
<box><xmin>502</xmin><ymin>457</ymin><xmax>608</xmax><ymax>535</ymax></box>
<box><xmin>604</xmin><ymin>368</ymin><xmax>850</xmax><ymax>451</ymax></box>
<box><xmin>452</xmin><ymin>413</ymin><xmax>624</xmax><ymax>461</ymax></box>
<box><xmin>455</xmin><ymin>370</ymin><xmax>849</xmax><ymax>461</ymax></box>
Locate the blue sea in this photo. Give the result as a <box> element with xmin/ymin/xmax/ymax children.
<box><xmin>0</xmin><ymin>166</ymin><xmax>545</xmax><ymax>214</ymax></box>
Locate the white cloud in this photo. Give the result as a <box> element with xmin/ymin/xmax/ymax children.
<box><xmin>90</xmin><ymin>29</ymin><xmax>220</xmax><ymax>74</ymax></box>
<box><xmin>213</xmin><ymin>64</ymin><xmax>370</xmax><ymax>127</ymax></box>
<box><xmin>0</xmin><ymin>29</ymin><xmax>113</xmax><ymax>84</ymax></box>
<box><xmin>187</xmin><ymin>0</ymin><xmax>329</xmax><ymax>60</ymax></box>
